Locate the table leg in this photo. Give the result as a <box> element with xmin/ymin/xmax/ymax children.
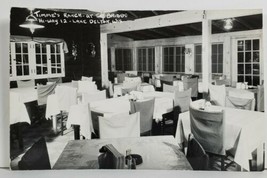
<box><xmin>256</xmin><ymin>143</ymin><xmax>264</xmax><ymax>171</ymax></box>
<box><xmin>73</xmin><ymin>125</ymin><xmax>80</xmax><ymax>140</ymax></box>
<box><xmin>52</xmin><ymin>115</ymin><xmax>57</xmax><ymax>133</ymax></box>
<box><xmin>15</xmin><ymin>123</ymin><xmax>24</xmax><ymax>150</ymax></box>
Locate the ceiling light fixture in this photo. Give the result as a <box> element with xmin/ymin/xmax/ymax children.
<box><xmin>19</xmin><ymin>9</ymin><xmax>44</xmax><ymax>34</ymax></box>
<box><xmin>224</xmin><ymin>19</ymin><xmax>233</xmax><ymax>30</ymax></box>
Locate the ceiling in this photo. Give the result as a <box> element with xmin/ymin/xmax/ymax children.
<box><xmin>113</xmin><ymin>13</ymin><xmax>262</xmax><ymax>40</ymax></box>
<box><xmin>11</xmin><ymin>8</ymin><xmax>262</xmax><ymax>40</ymax></box>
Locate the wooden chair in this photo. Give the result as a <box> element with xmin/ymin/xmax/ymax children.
<box><xmin>18</xmin><ymin>137</ymin><xmax>51</xmax><ymax>170</ymax></box>
<box><xmin>186</xmin><ymin>134</ymin><xmax>209</xmax><ymax>170</ymax></box>
<box><xmin>189</xmin><ymin>106</ymin><xmax>233</xmax><ymax>170</ymax></box>
<box><xmin>130</xmin><ymin>98</ymin><xmax>155</xmax><ymax>136</ymax></box>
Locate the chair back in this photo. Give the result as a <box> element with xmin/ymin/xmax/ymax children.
<box><xmin>215</xmin><ymin>79</ymin><xmax>230</xmax><ymax>86</ymax></box>
<box><xmin>17</xmin><ymin>80</ymin><xmax>35</xmax><ymax>88</ymax></box>
<box><xmin>78</xmin><ymin>81</ymin><xmax>98</xmax><ymax>93</ymax></box>
<box><xmin>37</xmin><ymin>82</ymin><xmax>57</xmax><ymax>105</ymax></box>
<box><xmin>209</xmin><ymin>84</ymin><xmax>226</xmax><ymax>106</ymax></box>
<box><xmin>99</xmin><ymin>112</ymin><xmax>140</xmax><ymax>139</ymax></box>
<box><xmin>55</xmin><ymin>86</ymin><xmax>77</xmax><ymax>111</ymax></box>
<box><xmin>91</xmin><ymin>111</ymin><xmax>104</xmax><ymax>136</ymax></box>
<box><xmin>121</xmin><ymin>86</ymin><xmax>138</xmax><ymax>95</ymax></box>
<box><xmin>186</xmin><ymin>134</ymin><xmax>209</xmax><ymax>170</ymax></box>
<box><xmin>130</xmin><ymin>98</ymin><xmax>155</xmax><ymax>135</ymax></box>
<box><xmin>163</xmin><ymin>83</ymin><xmax>179</xmax><ymax>93</ymax></box>
<box><xmin>82</xmin><ymin>90</ymin><xmax>107</xmax><ymax>104</ymax></box>
<box><xmin>71</xmin><ymin>80</ymin><xmax>79</xmax><ymax>88</ymax></box>
<box><xmin>81</xmin><ymin>76</ymin><xmax>93</xmax><ymax>81</ymax></box>
<box><xmin>183</xmin><ymin>78</ymin><xmax>198</xmax><ymax>97</ymax></box>
<box><xmin>225</xmin><ymin>96</ymin><xmax>255</xmax><ymax>110</ymax></box>
<box><xmin>125</xmin><ymin>70</ymin><xmax>138</xmax><ymax>76</ymax></box>
<box><xmin>174</xmin><ymin>88</ymin><xmax>192</xmax><ymax>113</ymax></box>
<box><xmin>47</xmin><ymin>77</ymin><xmax>62</xmax><ymax>84</ymax></box>
<box><xmin>227</xmin><ymin>89</ymin><xmax>255</xmax><ymax>110</ymax></box>
<box><xmin>18</xmin><ymin>137</ymin><xmax>51</xmax><ymax>170</ymax></box>
<box><xmin>117</xmin><ymin>73</ymin><xmax>127</xmax><ymax>83</ymax></box>
<box><xmin>257</xmin><ymin>85</ymin><xmax>264</xmax><ymax>112</ymax></box>
<box><xmin>190</xmin><ymin>105</ymin><xmax>225</xmax><ymax>155</ymax></box>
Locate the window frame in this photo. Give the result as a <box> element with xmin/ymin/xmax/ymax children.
<box><xmin>162</xmin><ymin>45</ymin><xmax>185</xmax><ymax>73</ymax></box>
<box><xmin>137</xmin><ymin>47</ymin><xmax>155</xmax><ymax>72</ymax></box>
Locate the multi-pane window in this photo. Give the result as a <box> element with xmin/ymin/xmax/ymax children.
<box><xmin>212</xmin><ymin>44</ymin><xmax>223</xmax><ymax>74</ymax></box>
<box><xmin>50</xmin><ymin>44</ymin><xmax>62</xmax><ymax>74</ymax></box>
<box><xmin>115</xmin><ymin>48</ymin><xmax>132</xmax><ymax>71</ymax></box>
<box><xmin>195</xmin><ymin>44</ymin><xmax>224</xmax><ymax>74</ymax></box>
<box><xmin>163</xmin><ymin>46</ymin><xmax>185</xmax><ymax>72</ymax></box>
<box><xmin>35</xmin><ymin>43</ymin><xmax>48</xmax><ymax>75</ymax></box>
<box><xmin>194</xmin><ymin>45</ymin><xmax>202</xmax><ymax>73</ymax></box>
<box><xmin>237</xmin><ymin>39</ymin><xmax>260</xmax><ymax>86</ymax></box>
<box><xmin>137</xmin><ymin>47</ymin><xmax>155</xmax><ymax>72</ymax></box>
<box><xmin>14</xmin><ymin>42</ymin><xmax>30</xmax><ymax>76</ymax></box>
<box><xmin>108</xmin><ymin>48</ymin><xmax>111</xmax><ymax>71</ymax></box>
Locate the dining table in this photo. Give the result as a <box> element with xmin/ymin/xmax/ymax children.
<box><xmin>175</xmin><ymin>99</ymin><xmax>265</xmax><ymax>171</ymax></box>
<box><xmin>53</xmin><ymin>135</ymin><xmax>192</xmax><ymax>170</ymax></box>
<box><xmin>113</xmin><ymin>82</ymin><xmax>155</xmax><ymax>97</ymax></box>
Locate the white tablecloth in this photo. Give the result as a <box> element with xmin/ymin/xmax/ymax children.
<box><xmin>175</xmin><ymin>104</ymin><xmax>265</xmax><ymax>171</ymax></box>
<box><xmin>53</xmin><ymin>136</ymin><xmax>192</xmax><ymax>170</ymax></box>
<box><xmin>90</xmin><ymin>92</ymin><xmax>174</xmax><ymax>123</ymax></box>
<box><xmin>9</xmin><ymin>92</ymin><xmax>31</xmax><ymax>124</ymax></box>
<box><xmin>113</xmin><ymin>83</ymin><xmax>155</xmax><ymax>97</ymax></box>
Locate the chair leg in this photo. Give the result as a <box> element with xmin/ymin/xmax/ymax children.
<box><xmin>60</xmin><ymin>111</ymin><xmax>64</xmax><ymax>136</ymax></box>
<box><xmin>221</xmin><ymin>157</ymin><xmax>225</xmax><ymax>171</ymax></box>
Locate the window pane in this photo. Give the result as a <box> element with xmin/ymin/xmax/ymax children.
<box><xmin>57</xmin><ymin>55</ymin><xmax>61</xmax><ymax>63</ymax></box>
<box><xmin>238</xmin><ymin>64</ymin><xmax>244</xmax><ymax>74</ymax></box>
<box><xmin>56</xmin><ymin>44</ymin><xmax>60</xmax><ymax>53</ymax></box>
<box><xmin>218</xmin><ymin>54</ymin><xmax>223</xmax><ymax>63</ymax></box>
<box><xmin>245</xmin><ymin>52</ymin><xmax>251</xmax><ymax>63</ymax></box>
<box><xmin>43</xmin><ymin>67</ymin><xmax>47</xmax><ymax>74</ymax></box>
<box><xmin>17</xmin><ymin>66</ymin><xmax>23</xmax><ymax>76</ymax></box>
<box><xmin>238</xmin><ymin>52</ymin><xmax>244</xmax><ymax>62</ymax></box>
<box><xmin>23</xmin><ymin>54</ymin><xmax>28</xmax><ymax>64</ymax></box>
<box><xmin>22</xmin><ymin>43</ymin><xmax>28</xmax><ymax>53</ymax></box>
<box><xmin>51</xmin><ymin>45</ymin><xmax>55</xmax><ymax>53</ymax></box>
<box><xmin>253</xmin><ymin>39</ymin><xmax>259</xmax><ymax>50</ymax></box>
<box><xmin>42</xmin><ymin>44</ymin><xmax>47</xmax><ymax>53</ymax></box>
<box><xmin>23</xmin><ymin>65</ymin><xmax>29</xmax><ymax>75</ymax></box>
<box><xmin>212</xmin><ymin>45</ymin><xmax>217</xmax><ymax>53</ymax></box>
<box><xmin>35</xmin><ymin>44</ymin><xmax>41</xmax><ymax>53</ymax></box>
<box><xmin>51</xmin><ymin>55</ymin><xmax>55</xmax><ymax>63</ymax></box>
<box><xmin>212</xmin><ymin>64</ymin><xmax>217</xmax><ymax>73</ymax></box>
<box><xmin>253</xmin><ymin>76</ymin><xmax>260</xmax><ymax>86</ymax></box>
<box><xmin>16</xmin><ymin>55</ymin><xmax>21</xmax><ymax>64</ymax></box>
<box><xmin>212</xmin><ymin>54</ymin><xmax>217</xmax><ymax>63</ymax></box>
<box><xmin>245</xmin><ymin>64</ymin><xmax>251</xmax><ymax>74</ymax></box>
<box><xmin>37</xmin><ymin>66</ymin><xmax>42</xmax><ymax>75</ymax></box>
<box><xmin>43</xmin><ymin>55</ymin><xmax>47</xmax><ymax>64</ymax></box>
<box><xmin>253</xmin><ymin>64</ymin><xmax>260</xmax><ymax>75</ymax></box>
<box><xmin>245</xmin><ymin>76</ymin><xmax>252</xmax><ymax>85</ymax></box>
<box><xmin>245</xmin><ymin>40</ymin><xmax>251</xmax><ymax>51</ymax></box>
<box><xmin>253</xmin><ymin>52</ymin><xmax>259</xmax><ymax>62</ymax></box>
<box><xmin>238</xmin><ymin>41</ymin><xmax>244</xmax><ymax>51</ymax></box>
<box><xmin>218</xmin><ymin>64</ymin><xmax>223</xmax><ymax>73</ymax></box>
<box><xmin>237</xmin><ymin>75</ymin><xmax>244</xmax><ymax>83</ymax></box>
<box><xmin>15</xmin><ymin>43</ymin><xmax>21</xmax><ymax>53</ymax></box>
<box><xmin>195</xmin><ymin>45</ymin><xmax>201</xmax><ymax>54</ymax></box>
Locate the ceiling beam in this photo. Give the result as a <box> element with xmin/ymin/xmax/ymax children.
<box><xmin>101</xmin><ymin>10</ymin><xmax>204</xmax><ymax>33</ymax></box>
<box><xmin>101</xmin><ymin>9</ymin><xmax>262</xmax><ymax>34</ymax></box>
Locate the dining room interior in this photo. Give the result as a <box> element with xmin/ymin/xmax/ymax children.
<box><xmin>9</xmin><ymin>7</ymin><xmax>265</xmax><ymax>172</ymax></box>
